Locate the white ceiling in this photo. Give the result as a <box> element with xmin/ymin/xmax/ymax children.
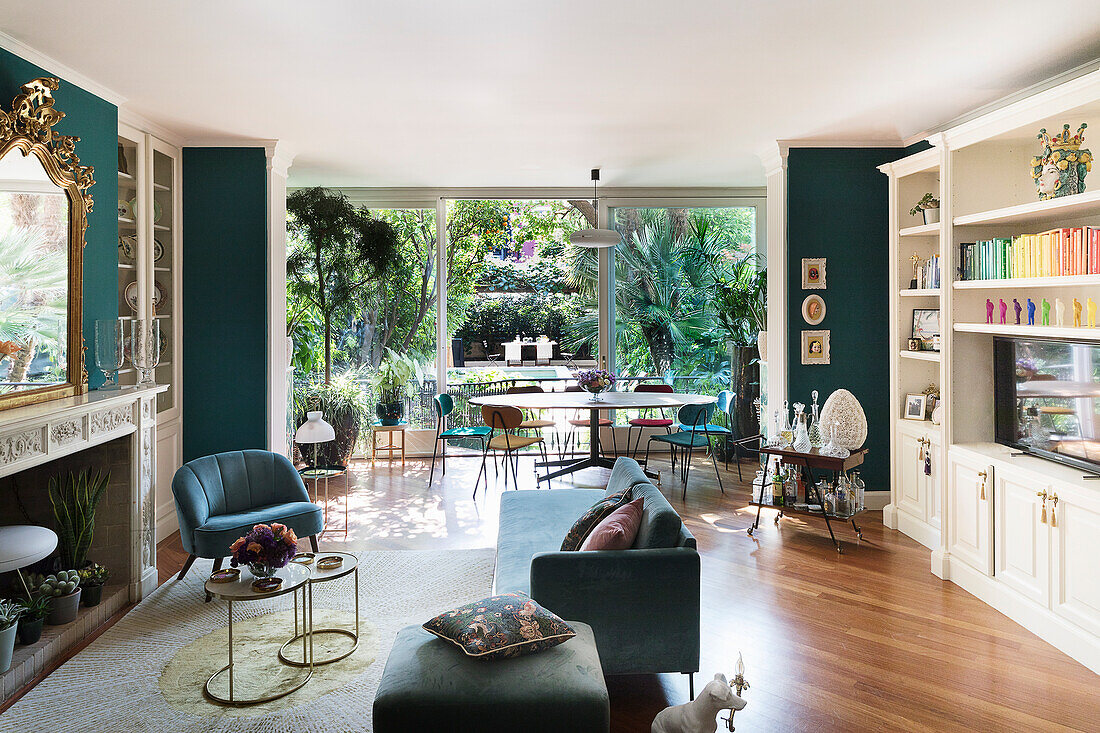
<box><xmin>3</xmin><ymin>1</ymin><xmax>1100</xmax><ymax>188</ymax></box>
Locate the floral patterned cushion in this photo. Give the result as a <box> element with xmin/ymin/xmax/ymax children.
<box><xmin>423</xmin><ymin>592</ymin><xmax>576</xmax><ymax>660</ymax></box>
<box><xmin>559</xmin><ymin>487</ymin><xmax>633</xmax><ymax>551</ymax></box>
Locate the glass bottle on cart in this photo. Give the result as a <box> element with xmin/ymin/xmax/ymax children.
<box><xmin>808</xmin><ymin>390</ymin><xmax>824</xmax><ymax>448</ymax></box>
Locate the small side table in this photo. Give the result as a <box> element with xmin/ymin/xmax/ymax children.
<box><xmin>279</xmin><ymin>551</ymin><xmax>360</xmax><ymax>666</ymax></box>
<box><xmin>299</xmin><ymin>465</ymin><xmax>349</xmax><ymax>539</ymax></box>
<box><xmin>203</xmin><ymin>563</ymin><xmax>313</xmax><ymax>706</ymax></box>
<box><xmin>372</xmin><ymin>421</ymin><xmax>407</xmax><ymax>465</ymax></box>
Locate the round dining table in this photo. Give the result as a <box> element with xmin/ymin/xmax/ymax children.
<box><xmin>469</xmin><ymin>391</ymin><xmax>717</xmax><ymax>481</ymax></box>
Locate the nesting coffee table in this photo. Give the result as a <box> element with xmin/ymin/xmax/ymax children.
<box><xmin>203</xmin><ymin>562</ymin><xmax>314</xmax><ymax>706</ymax></box>
<box><xmin>279</xmin><ymin>551</ymin><xmax>360</xmax><ymax>666</ymax></box>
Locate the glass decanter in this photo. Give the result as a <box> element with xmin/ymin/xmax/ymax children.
<box><xmin>792</xmin><ymin>403</ymin><xmax>811</xmax><ymax>453</ymax></box>
<box><xmin>808</xmin><ymin>389</ymin><xmax>824</xmax><ymax>447</ymax></box>
<box><xmin>822</xmin><ymin>417</ymin><xmax>850</xmax><ymax>459</ymax></box>
<box><xmin>778</xmin><ymin>400</ymin><xmax>794</xmax><ymax>447</ymax></box>
<box><xmin>835</xmin><ymin>474</ymin><xmax>851</xmax><ymax>517</ymax></box>
<box><xmin>851</xmin><ymin>471</ymin><xmax>866</xmax><ymax>512</ymax></box>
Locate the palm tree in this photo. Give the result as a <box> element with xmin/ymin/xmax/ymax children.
<box><xmin>0</xmin><ymin>225</ymin><xmax>66</xmax><ymax>382</ymax></box>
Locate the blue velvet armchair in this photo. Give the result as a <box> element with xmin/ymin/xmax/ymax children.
<box><xmin>171</xmin><ymin>450</ymin><xmax>323</xmax><ymax>580</ymax></box>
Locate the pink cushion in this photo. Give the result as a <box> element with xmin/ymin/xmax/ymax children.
<box><xmin>628</xmin><ymin>418</ymin><xmax>673</xmax><ymax>427</ymax></box>
<box><xmin>579</xmin><ymin>497</ymin><xmax>645</xmax><ymax>551</ymax></box>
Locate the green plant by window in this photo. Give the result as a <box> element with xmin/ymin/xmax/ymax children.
<box><xmin>370</xmin><ymin>348</ymin><xmax>424</xmax><ymax>404</ymax></box>
<box><xmin>909</xmin><ymin>193</ymin><xmax>939</xmax><ymax>216</ymax></box>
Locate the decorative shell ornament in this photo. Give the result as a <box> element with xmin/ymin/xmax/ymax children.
<box><xmin>818</xmin><ymin>389</ymin><xmax>867</xmax><ymax>450</ymax></box>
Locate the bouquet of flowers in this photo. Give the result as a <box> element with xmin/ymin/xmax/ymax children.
<box><xmin>575</xmin><ymin>369</ymin><xmax>617</xmax><ymax>399</ymax></box>
<box><xmin>229</xmin><ymin>523</ymin><xmax>298</xmax><ymax>575</ymax></box>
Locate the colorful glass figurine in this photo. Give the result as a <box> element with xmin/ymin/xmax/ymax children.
<box><xmin>1055</xmin><ymin>298</ymin><xmax>1065</xmax><ymax>327</ymax></box>
<box><xmin>985</xmin><ymin>298</ymin><xmax>995</xmax><ymax>324</ymax></box>
<box><xmin>1041</xmin><ymin>298</ymin><xmax>1051</xmax><ymax>326</ymax></box>
<box><xmin>998</xmin><ymin>299</ymin><xmax>1008</xmax><ymax>325</ymax></box>
<box><xmin>1013</xmin><ymin>298</ymin><xmax>1022</xmax><ymax>325</ymax></box>
<box><xmin>1027</xmin><ymin>298</ymin><xmax>1036</xmax><ymax>325</ymax></box>
<box><xmin>1074</xmin><ymin>298</ymin><xmax>1083</xmax><ymax>327</ymax></box>
<box><xmin>1089</xmin><ymin>298</ymin><xmax>1097</xmax><ymax>328</ymax></box>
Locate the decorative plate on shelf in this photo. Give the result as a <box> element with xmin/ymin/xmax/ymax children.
<box><xmin>158</xmin><ymin>329</ymin><xmax>168</xmax><ymax>358</ymax></box>
<box><xmin>118</xmin><ymin>235</ymin><xmax>137</xmax><ymax>263</ymax></box>
<box><xmin>117</xmin><ymin>199</ymin><xmax>132</xmax><ymax>220</ymax></box>
<box><xmin>153</xmin><ymin>237</ymin><xmax>165</xmax><ymax>263</ymax></box>
<box><xmin>127</xmin><ymin>197</ymin><xmax>163</xmax><ymax>224</ymax></box>
<box><xmin>124</xmin><ymin>281</ymin><xmax>167</xmax><ymax>312</ymax></box>
<box><xmin>153</xmin><ymin>279</ymin><xmax>168</xmax><ymax>311</ymax></box>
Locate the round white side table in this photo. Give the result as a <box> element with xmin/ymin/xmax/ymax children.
<box><xmin>0</xmin><ymin>525</ymin><xmax>58</xmax><ymax>597</ymax></box>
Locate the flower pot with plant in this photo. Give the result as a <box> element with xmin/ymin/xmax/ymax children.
<box><xmin>0</xmin><ymin>600</ymin><xmax>20</xmax><ymax>673</ymax></box>
<box><xmin>78</xmin><ymin>563</ymin><xmax>110</xmax><ymax>607</ymax></box>
<box><xmin>15</xmin><ymin>593</ymin><xmax>49</xmax><ymax>645</ymax></box>
<box><xmin>294</xmin><ymin>371</ymin><xmax>371</xmax><ymax>467</ymax></box>
<box><xmin>371</xmin><ymin>348</ymin><xmax>423</xmax><ymax>426</ymax></box>
<box><xmin>38</xmin><ymin>571</ymin><xmax>81</xmax><ymax>625</ymax></box>
<box><xmin>909</xmin><ymin>193</ymin><xmax>940</xmax><ymax>225</ymax></box>
<box><xmin>229</xmin><ymin>522</ymin><xmax>299</xmax><ymax>578</ymax></box>
<box><xmin>49</xmin><ymin>468</ymin><xmax>110</xmax><ymax>574</ymax></box>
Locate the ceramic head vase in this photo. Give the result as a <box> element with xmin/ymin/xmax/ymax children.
<box><xmin>817</xmin><ymin>389</ymin><xmax>867</xmax><ymax>450</ymax></box>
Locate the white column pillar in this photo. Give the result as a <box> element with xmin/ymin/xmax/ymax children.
<box><xmin>265</xmin><ymin>142</ymin><xmax>294</xmax><ymax>455</ymax></box>
<box><xmin>436</xmin><ymin>197</ymin><xmax>448</xmax><ymax>390</ymax></box>
<box><xmin>762</xmin><ymin>143</ymin><xmax>788</xmax><ymax>418</ymax></box>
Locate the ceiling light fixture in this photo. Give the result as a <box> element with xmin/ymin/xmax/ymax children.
<box><xmin>569</xmin><ymin>168</ymin><xmax>621</xmax><ymax>249</ymax></box>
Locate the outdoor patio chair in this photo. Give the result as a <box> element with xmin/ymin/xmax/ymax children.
<box><xmin>624</xmin><ymin>383</ymin><xmax>675</xmax><ymax>458</ymax></box>
<box><xmin>535</xmin><ymin>340</ymin><xmax>553</xmax><ymax>366</ymax></box>
<box><xmin>645</xmin><ymin>403</ymin><xmax>725</xmax><ymax>500</ymax></box>
<box><xmin>504</xmin><ymin>341</ymin><xmax>523</xmax><ymax>366</ymax></box>
<box><xmin>428</xmin><ymin>394</ymin><xmax>493</xmax><ymax>487</ymax></box>
<box><xmin>473</xmin><ymin>405</ymin><xmax>544</xmax><ymax>499</ymax></box>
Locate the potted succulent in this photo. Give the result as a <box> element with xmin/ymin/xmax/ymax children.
<box><xmin>39</xmin><ymin>571</ymin><xmax>82</xmax><ymax>625</ymax></box>
<box><xmin>371</xmin><ymin>347</ymin><xmax>423</xmax><ymax>425</ymax></box>
<box><xmin>78</xmin><ymin>563</ymin><xmax>110</xmax><ymax>607</ymax></box>
<box><xmin>909</xmin><ymin>193</ymin><xmax>940</xmax><ymax>225</ymax></box>
<box><xmin>0</xmin><ymin>600</ymin><xmax>19</xmax><ymax>673</ymax></box>
<box><xmin>15</xmin><ymin>593</ymin><xmax>50</xmax><ymax>645</ymax></box>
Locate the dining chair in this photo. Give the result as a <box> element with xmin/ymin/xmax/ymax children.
<box><xmin>504</xmin><ymin>341</ymin><xmax>523</xmax><ymax>366</ymax></box>
<box><xmin>506</xmin><ymin>385</ymin><xmax>554</xmax><ymax>467</ymax></box>
<box><xmin>535</xmin><ymin>340</ymin><xmax>553</xmax><ymax>366</ymax></box>
<box><xmin>563</xmin><ymin>385</ymin><xmax>617</xmax><ymax>459</ymax></box>
<box><xmin>625</xmin><ymin>383</ymin><xmax>675</xmax><ymax>458</ymax></box>
<box><xmin>428</xmin><ymin>394</ymin><xmax>493</xmax><ymax>487</ymax></box>
<box><xmin>676</xmin><ymin>389</ymin><xmax>734</xmax><ymax>464</ymax></box>
<box><xmin>473</xmin><ymin>405</ymin><xmax>544</xmax><ymax>499</ymax></box>
<box><xmin>484</xmin><ymin>340</ymin><xmax>500</xmax><ymax>364</ymax></box>
<box><xmin>645</xmin><ymin>403</ymin><xmax>725</xmax><ymax>500</ymax></box>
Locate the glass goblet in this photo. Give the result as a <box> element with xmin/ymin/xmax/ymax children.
<box><xmin>95</xmin><ymin>318</ymin><xmax>125</xmax><ymax>390</ymax></box>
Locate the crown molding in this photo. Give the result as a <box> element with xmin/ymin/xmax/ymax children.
<box><xmin>117</xmin><ymin>107</ymin><xmax>184</xmax><ymax>148</ymax></box>
<box><xmin>0</xmin><ymin>30</ymin><xmax>127</xmax><ymax>107</ymax></box>
<box><xmin>775</xmin><ymin>138</ymin><xmax>906</xmax><ymax>149</ymax></box>
<box><xmin>759</xmin><ymin>143</ymin><xmax>788</xmax><ymax>177</ymax></box>
<box><xmin>183</xmin><ymin>138</ymin><xmax>295</xmax><ymax>176</ymax></box>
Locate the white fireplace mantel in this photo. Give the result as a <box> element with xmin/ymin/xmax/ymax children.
<box><xmin>0</xmin><ymin>385</ymin><xmax>168</xmax><ymax>600</ymax></box>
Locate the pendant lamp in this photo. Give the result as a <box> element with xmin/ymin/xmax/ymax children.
<box><xmin>569</xmin><ymin>168</ymin><xmax>621</xmax><ymax>248</ymax></box>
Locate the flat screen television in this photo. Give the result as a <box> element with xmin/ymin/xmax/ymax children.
<box><xmin>994</xmin><ymin>336</ymin><xmax>1100</xmax><ymax>474</ymax></box>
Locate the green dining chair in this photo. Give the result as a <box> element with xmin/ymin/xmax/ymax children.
<box><xmin>646</xmin><ymin>402</ymin><xmax>725</xmax><ymax>499</ymax></box>
<box><xmin>428</xmin><ymin>394</ymin><xmax>493</xmax><ymax>487</ymax></box>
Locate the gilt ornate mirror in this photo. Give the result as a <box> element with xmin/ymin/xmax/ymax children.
<box><xmin>0</xmin><ymin>78</ymin><xmax>92</xmax><ymax>410</ymax></box>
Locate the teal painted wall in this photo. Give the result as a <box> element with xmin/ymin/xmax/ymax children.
<box><xmin>0</xmin><ymin>48</ymin><xmax>118</xmax><ymax>389</ymax></box>
<box><xmin>786</xmin><ymin>145</ymin><xmax>928</xmax><ymax>491</ymax></box>
<box><xmin>182</xmin><ymin>147</ymin><xmax>268</xmax><ymax>461</ymax></box>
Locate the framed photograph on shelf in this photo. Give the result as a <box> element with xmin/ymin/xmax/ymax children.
<box><xmin>801</xmin><ymin>294</ymin><xmax>826</xmax><ymax>325</ymax></box>
<box><xmin>912</xmin><ymin>308</ymin><xmax>940</xmax><ymax>351</ymax></box>
<box><xmin>801</xmin><ymin>258</ymin><xmax>826</xmax><ymax>289</ymax></box>
<box><xmin>904</xmin><ymin>393</ymin><xmax>928</xmax><ymax>420</ymax></box>
<box><xmin>801</xmin><ymin>330</ymin><xmax>830</xmax><ymax>365</ymax></box>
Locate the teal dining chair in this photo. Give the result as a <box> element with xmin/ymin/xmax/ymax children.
<box><xmin>428</xmin><ymin>394</ymin><xmax>493</xmax><ymax>487</ymax></box>
<box><xmin>646</xmin><ymin>402</ymin><xmax>725</xmax><ymax>499</ymax></box>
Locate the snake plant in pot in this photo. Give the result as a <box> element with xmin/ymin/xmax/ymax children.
<box><xmin>371</xmin><ymin>348</ymin><xmax>424</xmax><ymax>426</ymax></box>
<box><xmin>0</xmin><ymin>600</ymin><xmax>20</xmax><ymax>673</ymax></box>
<box><xmin>49</xmin><ymin>468</ymin><xmax>110</xmax><ymax>572</ymax></box>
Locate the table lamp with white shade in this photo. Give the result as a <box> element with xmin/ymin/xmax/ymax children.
<box><xmin>295</xmin><ymin>411</ymin><xmax>335</xmax><ymax>471</ymax></box>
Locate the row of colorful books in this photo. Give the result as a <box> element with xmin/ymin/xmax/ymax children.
<box><xmin>915</xmin><ymin>254</ymin><xmax>941</xmax><ymax>289</ymax></box>
<box><xmin>958</xmin><ymin>227</ymin><xmax>1100</xmax><ymax>281</ymax></box>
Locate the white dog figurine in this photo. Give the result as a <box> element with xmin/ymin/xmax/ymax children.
<box><xmin>651</xmin><ymin>673</ymin><xmax>747</xmax><ymax>733</ymax></box>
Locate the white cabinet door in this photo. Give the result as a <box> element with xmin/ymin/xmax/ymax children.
<box><xmin>1050</xmin><ymin>480</ymin><xmax>1100</xmax><ymax>638</ymax></box>
<box><xmin>994</xmin><ymin>471</ymin><xmax>1049</xmax><ymax>607</ymax></box>
<box><xmin>927</xmin><ymin>436</ymin><xmax>943</xmax><ymax>530</ymax></box>
<box><xmin>948</xmin><ymin>449</ymin><xmax>993</xmax><ymax>576</ymax></box>
<box><xmin>896</xmin><ymin>429</ymin><xmax>925</xmax><ymax>521</ymax></box>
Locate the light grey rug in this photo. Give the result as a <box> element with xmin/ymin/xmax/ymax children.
<box><xmin>2</xmin><ymin>548</ymin><xmax>496</xmax><ymax>732</ymax></box>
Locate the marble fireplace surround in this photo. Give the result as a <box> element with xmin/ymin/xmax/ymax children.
<box><xmin>0</xmin><ymin>385</ymin><xmax>167</xmax><ymax>602</ymax></box>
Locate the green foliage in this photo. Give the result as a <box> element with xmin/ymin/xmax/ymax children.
<box><xmin>909</xmin><ymin>192</ymin><xmax>939</xmax><ymax>216</ymax></box>
<box><xmin>455</xmin><ymin>292</ymin><xmax>588</xmax><ymax>352</ymax></box>
<box><xmin>78</xmin><ymin>562</ymin><xmax>110</xmax><ymax>587</ymax></box>
<box><xmin>480</xmin><ymin>258</ymin><xmax>571</xmax><ymax>293</ymax></box>
<box><xmin>371</xmin><ymin>348</ymin><xmax>424</xmax><ymax>403</ymax></box>
<box><xmin>0</xmin><ymin>224</ymin><xmax>67</xmax><ymax>375</ymax></box>
<box><xmin>16</xmin><ymin>593</ymin><xmax>50</xmax><ymax>622</ymax></box>
<box><xmin>0</xmin><ymin>599</ymin><xmax>20</xmax><ymax>629</ymax></box>
<box><xmin>293</xmin><ymin>371</ymin><xmax>371</xmax><ymax>464</ymax></box>
<box><xmin>48</xmin><ymin>469</ymin><xmax>110</xmax><ymax>571</ymax></box>
<box><xmin>286</xmin><ymin>187</ymin><xmax>402</xmax><ymax>382</ymax></box>
<box><xmin>38</xmin><ymin>570</ymin><xmax>80</xmax><ymax>597</ymax></box>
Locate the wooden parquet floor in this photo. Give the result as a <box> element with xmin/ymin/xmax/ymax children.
<box><xmin>151</xmin><ymin>453</ymin><xmax>1098</xmax><ymax>732</ymax></box>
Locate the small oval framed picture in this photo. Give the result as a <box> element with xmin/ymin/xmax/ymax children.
<box><xmin>801</xmin><ymin>294</ymin><xmax>826</xmax><ymax>325</ymax></box>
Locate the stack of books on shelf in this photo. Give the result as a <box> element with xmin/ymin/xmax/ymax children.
<box><xmin>959</xmin><ymin>226</ymin><xmax>1100</xmax><ymax>281</ymax></box>
<box><xmin>916</xmin><ymin>254</ymin><xmax>941</xmax><ymax>289</ymax></box>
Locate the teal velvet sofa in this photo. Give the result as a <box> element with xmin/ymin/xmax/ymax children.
<box><xmin>170</xmin><ymin>450</ymin><xmax>323</xmax><ymax>581</ymax></box>
<box><xmin>494</xmin><ymin>457</ymin><xmax>700</xmax><ymax>678</ymax></box>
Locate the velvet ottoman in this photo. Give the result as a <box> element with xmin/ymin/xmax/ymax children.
<box><xmin>373</xmin><ymin>622</ymin><xmax>609</xmax><ymax>732</ymax></box>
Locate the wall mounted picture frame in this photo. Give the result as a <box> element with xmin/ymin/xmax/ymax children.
<box><xmin>911</xmin><ymin>308</ymin><xmax>940</xmax><ymax>351</ymax></box>
<box><xmin>904</xmin><ymin>393</ymin><xmax>928</xmax><ymax>420</ymax></box>
<box><xmin>802</xmin><ymin>258</ymin><xmax>826</xmax><ymax>289</ymax></box>
<box><xmin>801</xmin><ymin>294</ymin><xmax>826</xmax><ymax>325</ymax></box>
<box><xmin>801</xmin><ymin>330</ymin><xmax>830</xmax><ymax>365</ymax></box>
